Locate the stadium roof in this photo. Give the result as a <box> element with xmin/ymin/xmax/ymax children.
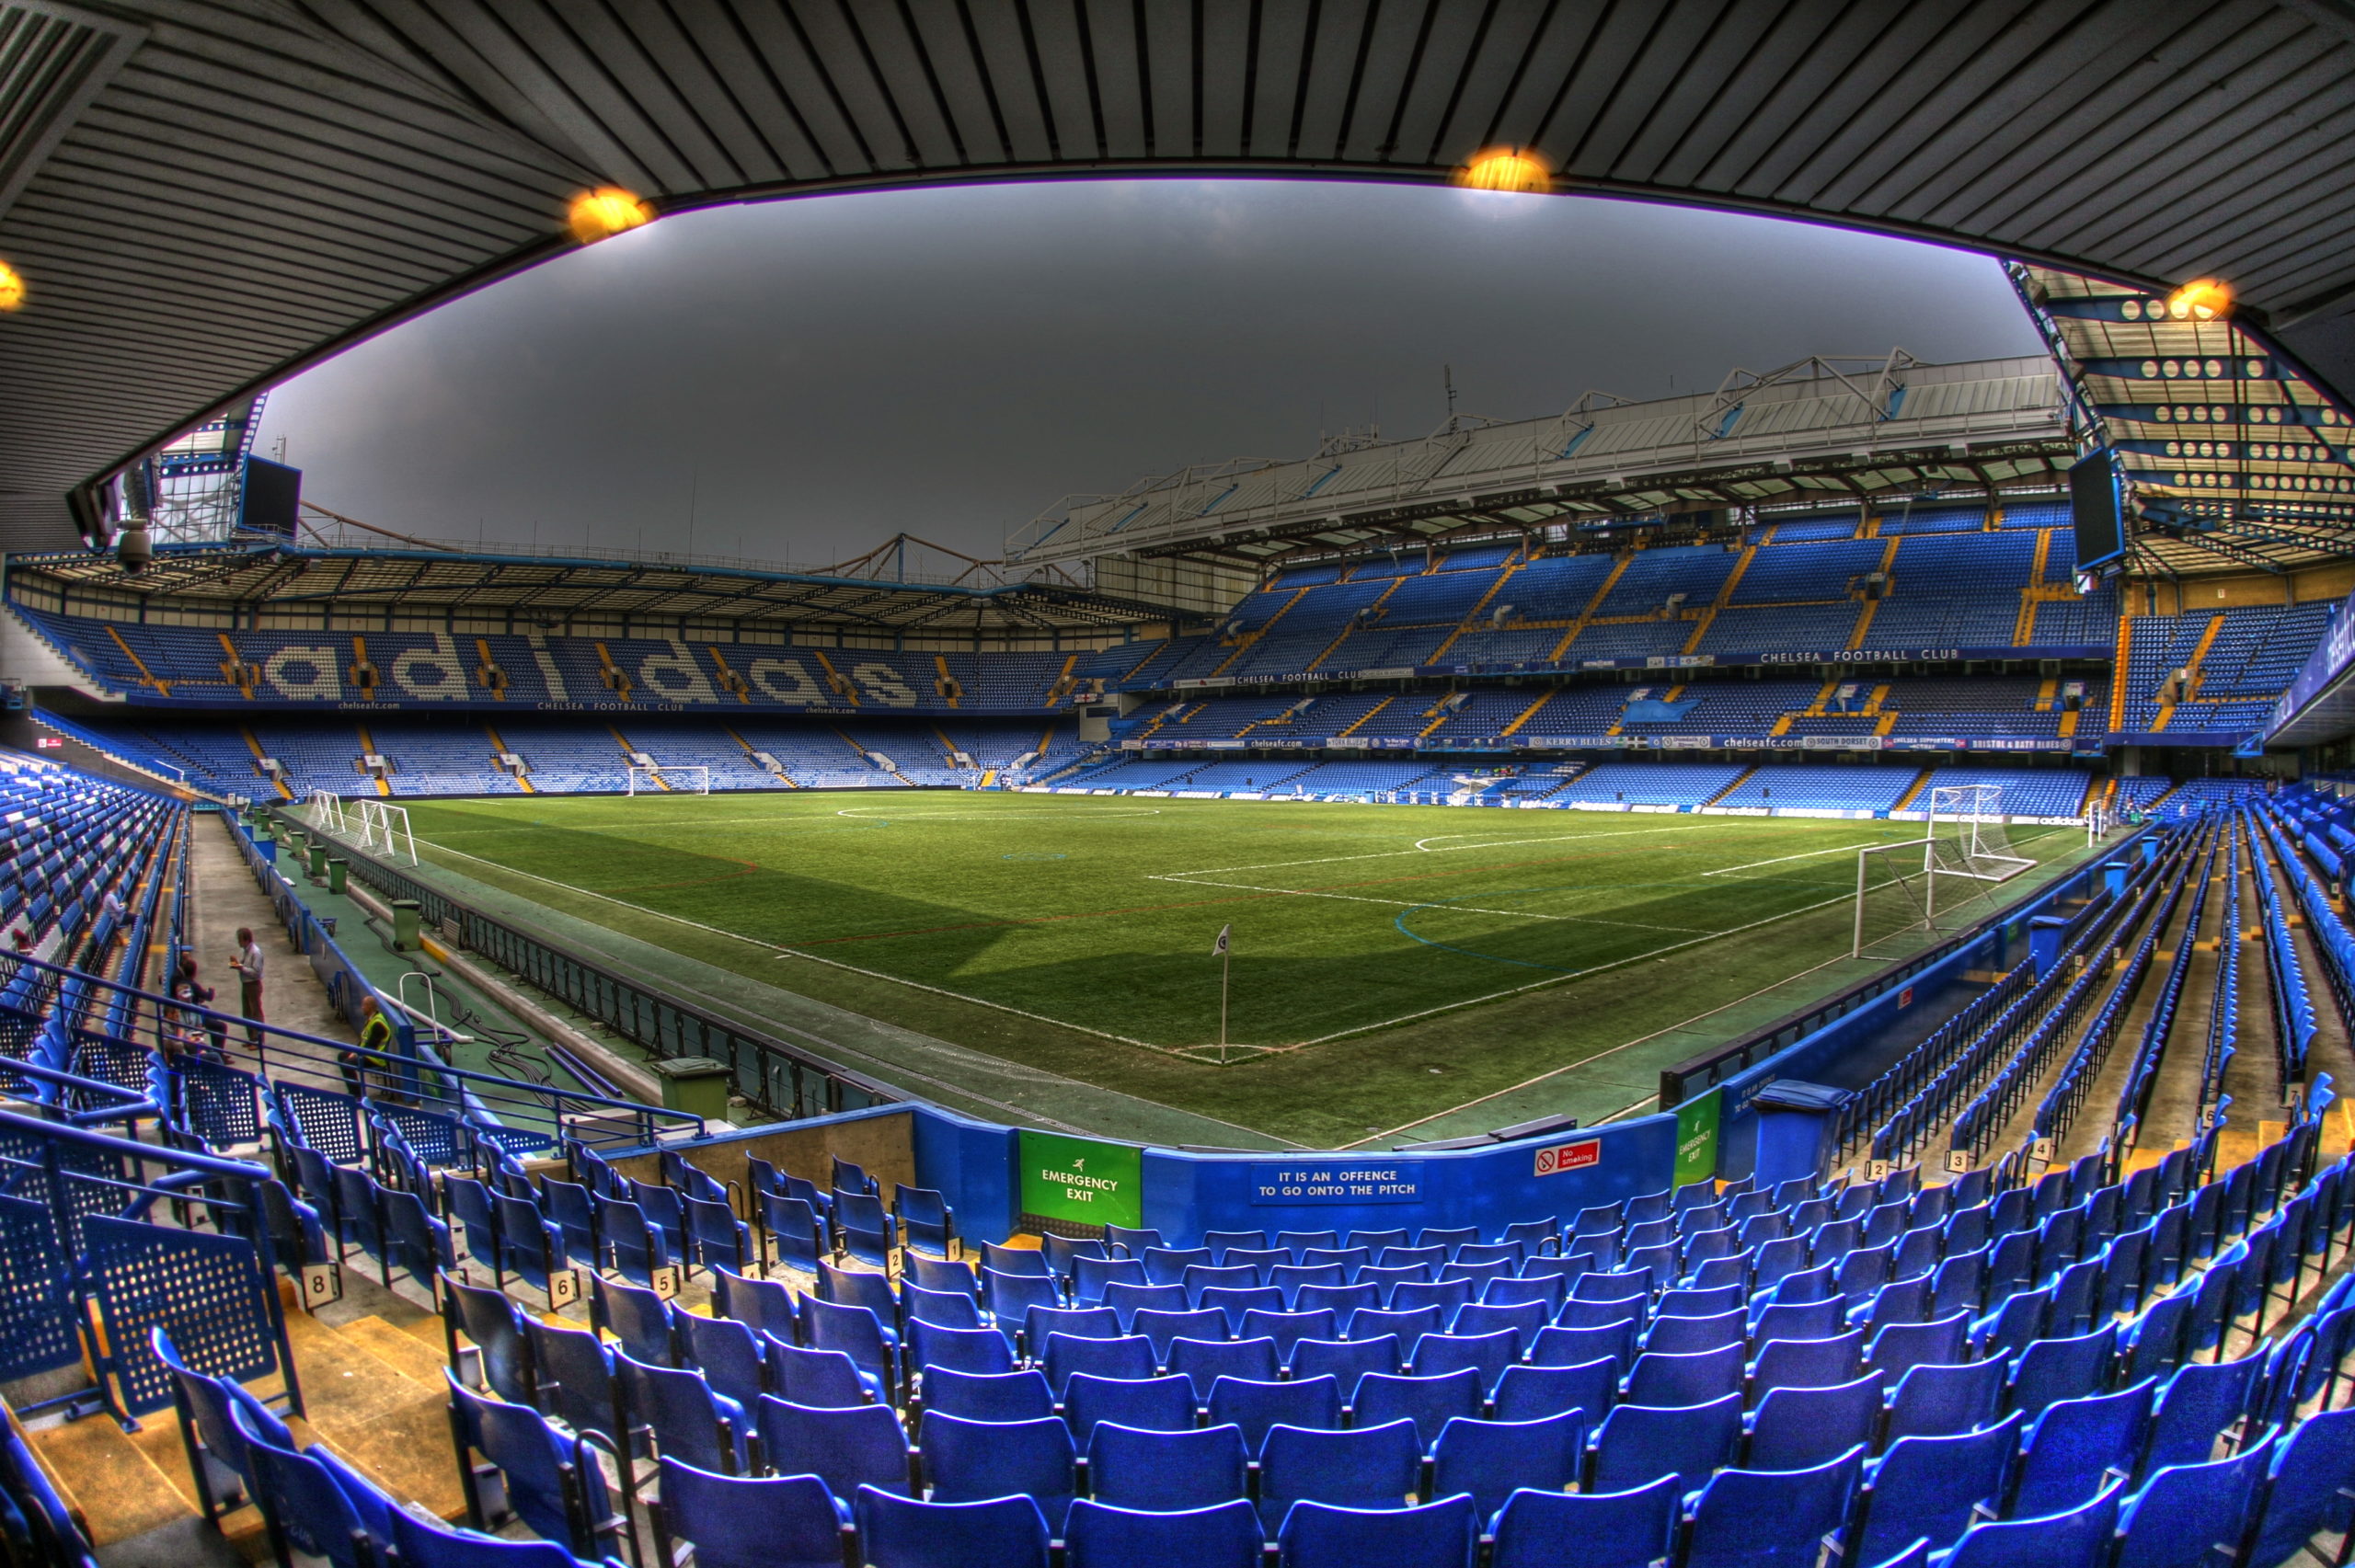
<box><xmin>3</xmin><ymin>0</ymin><xmax>2354</xmax><ymax>557</ymax></box>
<box><xmin>1006</xmin><ymin>354</ymin><xmax>2074</xmax><ymax>568</ymax></box>
<box><xmin>3</xmin><ymin>540</ymin><xmax>1186</xmax><ymax>633</ymax></box>
<box><xmin>2019</xmin><ymin>265</ymin><xmax>2355</xmax><ymax>576</ymax></box>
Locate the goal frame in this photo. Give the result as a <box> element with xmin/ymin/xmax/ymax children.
<box><xmin>350</xmin><ymin>798</ymin><xmax>418</xmax><ymax>865</ymax></box>
<box><xmin>1851</xmin><ymin>784</ymin><xmax>2034</xmax><ymax>956</ymax></box>
<box><xmin>626</xmin><ymin>764</ymin><xmax>710</xmax><ymax>795</ymax></box>
<box><xmin>305</xmin><ymin>789</ymin><xmax>348</xmax><ymax>835</ymax></box>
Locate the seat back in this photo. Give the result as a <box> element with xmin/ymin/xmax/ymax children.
<box><xmin>753</xmin><ymin>1397</ymin><xmax>911</xmax><ymax>1504</ymax></box>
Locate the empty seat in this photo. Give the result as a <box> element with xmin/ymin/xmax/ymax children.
<box><xmin>1064</xmin><ymin>1498</ymin><xmax>1262</xmax><ymax>1568</ymax></box>
<box><xmin>1087</xmin><ymin>1420</ymin><xmax>1250</xmax><ymax>1513</ymax></box>
<box><xmin>1063</xmin><ymin>1372</ymin><xmax>1198</xmax><ymax>1441</ymax></box>
<box><xmin>1275</xmin><ymin>1494</ymin><xmax>1477</xmax><ymax>1568</ymax></box>
<box><xmin>1487</xmin><ymin>1475</ymin><xmax>1679</xmax><ymax>1568</ymax></box>
<box><xmin>1678</xmin><ymin>1446</ymin><xmax>1865</xmax><ymax>1568</ymax></box>
<box><xmin>1257</xmin><ymin>1419</ymin><xmax>1425</xmax><ymax>1534</ymax></box>
<box><xmin>1429</xmin><ymin>1410</ymin><xmax>1583</xmax><ymax>1520</ymax></box>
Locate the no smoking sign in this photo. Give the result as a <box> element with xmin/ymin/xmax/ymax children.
<box><xmin>1534</xmin><ymin>1139</ymin><xmax>1602</xmax><ymax>1176</ymax></box>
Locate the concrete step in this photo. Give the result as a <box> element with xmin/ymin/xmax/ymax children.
<box><xmin>29</xmin><ymin>1284</ymin><xmax>472</xmax><ymax>1562</ymax></box>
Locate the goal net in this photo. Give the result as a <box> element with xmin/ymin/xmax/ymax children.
<box><xmin>626</xmin><ymin>764</ymin><xmax>709</xmax><ymax>795</ymax></box>
<box><xmin>349</xmin><ymin>798</ymin><xmax>418</xmax><ymax>865</ymax></box>
<box><xmin>1853</xmin><ymin>784</ymin><xmax>2037</xmax><ymax>956</ymax></box>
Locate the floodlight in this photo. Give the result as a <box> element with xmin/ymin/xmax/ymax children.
<box><xmin>1454</xmin><ymin>148</ymin><xmax>1551</xmax><ymax>192</ymax></box>
<box><xmin>568</xmin><ymin>188</ymin><xmax>654</xmax><ymax>244</ymax></box>
<box><xmin>2167</xmin><ymin>278</ymin><xmax>2233</xmax><ymax>321</ymax></box>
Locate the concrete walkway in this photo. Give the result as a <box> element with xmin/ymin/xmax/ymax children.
<box><xmin>187</xmin><ymin>811</ymin><xmax>351</xmax><ymax>1050</ymax></box>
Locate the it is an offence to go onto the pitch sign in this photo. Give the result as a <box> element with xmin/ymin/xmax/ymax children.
<box><xmin>1249</xmin><ymin>1164</ymin><xmax>1423</xmax><ymax>1205</ymax></box>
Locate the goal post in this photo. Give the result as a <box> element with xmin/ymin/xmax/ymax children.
<box><xmin>1852</xmin><ymin>784</ymin><xmax>2037</xmax><ymax>956</ymax></box>
<box><xmin>626</xmin><ymin>764</ymin><xmax>709</xmax><ymax>795</ymax></box>
<box><xmin>350</xmin><ymin>798</ymin><xmax>418</xmax><ymax>865</ymax></box>
<box><xmin>305</xmin><ymin>789</ymin><xmax>347</xmax><ymax>834</ymax></box>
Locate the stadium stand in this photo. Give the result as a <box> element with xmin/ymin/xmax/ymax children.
<box><xmin>10</xmin><ymin>515</ymin><xmax>2338</xmax><ymax>818</ymax></box>
<box><xmin>6</xmin><ymin>751</ymin><xmax>2353</xmax><ymax>1568</ymax></box>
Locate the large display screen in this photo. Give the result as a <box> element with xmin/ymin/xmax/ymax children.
<box><xmin>238</xmin><ymin>457</ymin><xmax>301</xmax><ymax>539</ymax></box>
<box><xmin>2069</xmin><ymin>450</ymin><xmax>2126</xmax><ymax>574</ymax></box>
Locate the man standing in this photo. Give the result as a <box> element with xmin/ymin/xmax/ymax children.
<box><xmin>229</xmin><ymin>927</ymin><xmax>266</xmax><ymax>1047</ymax></box>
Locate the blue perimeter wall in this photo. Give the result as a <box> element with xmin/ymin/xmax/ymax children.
<box><xmin>674</xmin><ymin>829</ymin><xmax>2142</xmax><ymax>1246</ymax></box>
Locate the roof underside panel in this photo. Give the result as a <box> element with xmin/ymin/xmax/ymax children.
<box><xmin>1</xmin><ymin>1</ymin><xmax>2351</xmax><ymax>555</ymax></box>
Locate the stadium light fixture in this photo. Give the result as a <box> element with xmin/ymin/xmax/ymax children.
<box><xmin>568</xmin><ymin>188</ymin><xmax>654</xmax><ymax>245</ymax></box>
<box><xmin>0</xmin><ymin>259</ymin><xmax>22</xmax><ymax>312</ymax></box>
<box><xmin>1454</xmin><ymin>147</ymin><xmax>1551</xmax><ymax>192</ymax></box>
<box><xmin>2167</xmin><ymin>278</ymin><xmax>2233</xmax><ymax>321</ymax></box>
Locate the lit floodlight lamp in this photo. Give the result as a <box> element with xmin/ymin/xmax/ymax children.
<box><xmin>0</xmin><ymin>259</ymin><xmax>22</xmax><ymax>312</ymax></box>
<box><xmin>1454</xmin><ymin>148</ymin><xmax>1551</xmax><ymax>193</ymax></box>
<box><xmin>2167</xmin><ymin>278</ymin><xmax>2233</xmax><ymax>322</ymax></box>
<box><xmin>568</xmin><ymin>188</ymin><xmax>654</xmax><ymax>245</ymax></box>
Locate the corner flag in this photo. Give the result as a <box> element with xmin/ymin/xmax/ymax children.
<box><xmin>1212</xmin><ymin>923</ymin><xmax>1231</xmax><ymax>957</ymax></box>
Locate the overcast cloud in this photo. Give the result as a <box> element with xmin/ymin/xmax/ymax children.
<box><xmin>255</xmin><ymin>179</ymin><xmax>2047</xmax><ymax>568</ymax></box>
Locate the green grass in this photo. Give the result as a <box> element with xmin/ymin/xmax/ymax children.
<box><xmin>397</xmin><ymin>792</ymin><xmax>2077</xmax><ymax>1146</ymax></box>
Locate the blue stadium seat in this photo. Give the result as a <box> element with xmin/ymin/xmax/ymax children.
<box><xmin>753</xmin><ymin>1398</ymin><xmax>910</xmax><ymax>1505</ymax></box>
<box><xmin>917</xmin><ymin>1411</ymin><xmax>1075</xmax><ymax>1530</ymax></box>
<box><xmin>1275</xmin><ymin>1493</ymin><xmax>1477</xmax><ymax>1568</ymax></box>
<box><xmin>1488</xmin><ymin>1476</ymin><xmax>1679</xmax><ymax>1568</ymax></box>
<box><xmin>1041</xmin><ymin>1333</ymin><xmax>1155</xmax><ymax>1394</ymax></box>
<box><xmin>1848</xmin><ymin>1415</ymin><xmax>2024</xmax><ymax>1564</ymax></box>
<box><xmin>1936</xmin><ymin>1479</ymin><xmax>2124</xmax><ymax>1568</ymax></box>
<box><xmin>1743</xmin><ymin>1373</ymin><xmax>1883</xmax><ymax>1472</ymax></box>
<box><xmin>1429</xmin><ymin>1410</ymin><xmax>1583</xmax><ymax>1521</ymax></box>
<box><xmin>1086</xmin><ymin>1420</ymin><xmax>1249</xmax><ymax>1512</ymax></box>
<box><xmin>1351</xmin><ymin>1368</ymin><xmax>1483</xmax><ymax>1454</ymax></box>
<box><xmin>2110</xmin><ymin>1439</ymin><xmax>2274</xmax><ymax>1568</ymax></box>
<box><xmin>1678</xmin><ymin>1446</ymin><xmax>1865</xmax><ymax>1568</ymax></box>
<box><xmin>1257</xmin><ymin>1419</ymin><xmax>1425</xmax><ymax>1534</ymax></box>
<box><xmin>650</xmin><ymin>1459</ymin><xmax>851</xmax><ymax>1568</ymax></box>
<box><xmin>1064</xmin><ymin>1497</ymin><xmax>1263</xmax><ymax>1568</ymax></box>
<box><xmin>1062</xmin><ymin>1373</ymin><xmax>1198</xmax><ymax>1441</ymax></box>
<box><xmin>853</xmin><ymin>1485</ymin><xmax>1050</xmax><ymax>1568</ymax></box>
<box><xmin>918</xmin><ymin>1367</ymin><xmax>1054</xmax><ymax>1423</ymax></box>
<box><xmin>1206</xmin><ymin>1374</ymin><xmax>1342</xmax><ymax>1450</ymax></box>
<box><xmin>1588</xmin><ymin>1393</ymin><xmax>1743</xmax><ymax>1496</ymax></box>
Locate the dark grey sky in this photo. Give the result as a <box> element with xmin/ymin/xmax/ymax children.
<box><xmin>256</xmin><ymin>179</ymin><xmax>2046</xmax><ymax>568</ymax></box>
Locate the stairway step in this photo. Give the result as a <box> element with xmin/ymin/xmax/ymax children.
<box><xmin>335</xmin><ymin>1314</ymin><xmax>449</xmax><ymax>1387</ymax></box>
<box><xmin>26</xmin><ymin>1411</ymin><xmax>204</xmax><ymax>1548</ymax></box>
<box><xmin>281</xmin><ymin>1305</ymin><xmax>466</xmax><ymax>1519</ymax></box>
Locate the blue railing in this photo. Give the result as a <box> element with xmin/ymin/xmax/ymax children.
<box><xmin>0</xmin><ymin>949</ymin><xmax>706</xmax><ymax>1156</ymax></box>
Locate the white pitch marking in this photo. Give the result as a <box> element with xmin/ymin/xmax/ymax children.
<box><xmin>1150</xmin><ymin>823</ymin><xmax>1699</xmax><ymax>883</ymax></box>
<box><xmin>1701</xmin><ymin>839</ymin><xmax>1892</xmax><ymax>876</ymax></box>
<box><xmin>1153</xmin><ymin>873</ymin><xmax>1714</xmax><ymax>933</ymax></box>
<box><xmin>833</xmin><ymin>807</ymin><xmax>1165</xmax><ymax>820</ymax></box>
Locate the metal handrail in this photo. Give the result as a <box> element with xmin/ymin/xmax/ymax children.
<box><xmin>0</xmin><ymin>949</ymin><xmax>706</xmax><ymax>1150</ymax></box>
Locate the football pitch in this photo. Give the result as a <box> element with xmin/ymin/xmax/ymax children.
<box><xmin>396</xmin><ymin>792</ymin><xmax>2086</xmax><ymax>1147</ymax></box>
